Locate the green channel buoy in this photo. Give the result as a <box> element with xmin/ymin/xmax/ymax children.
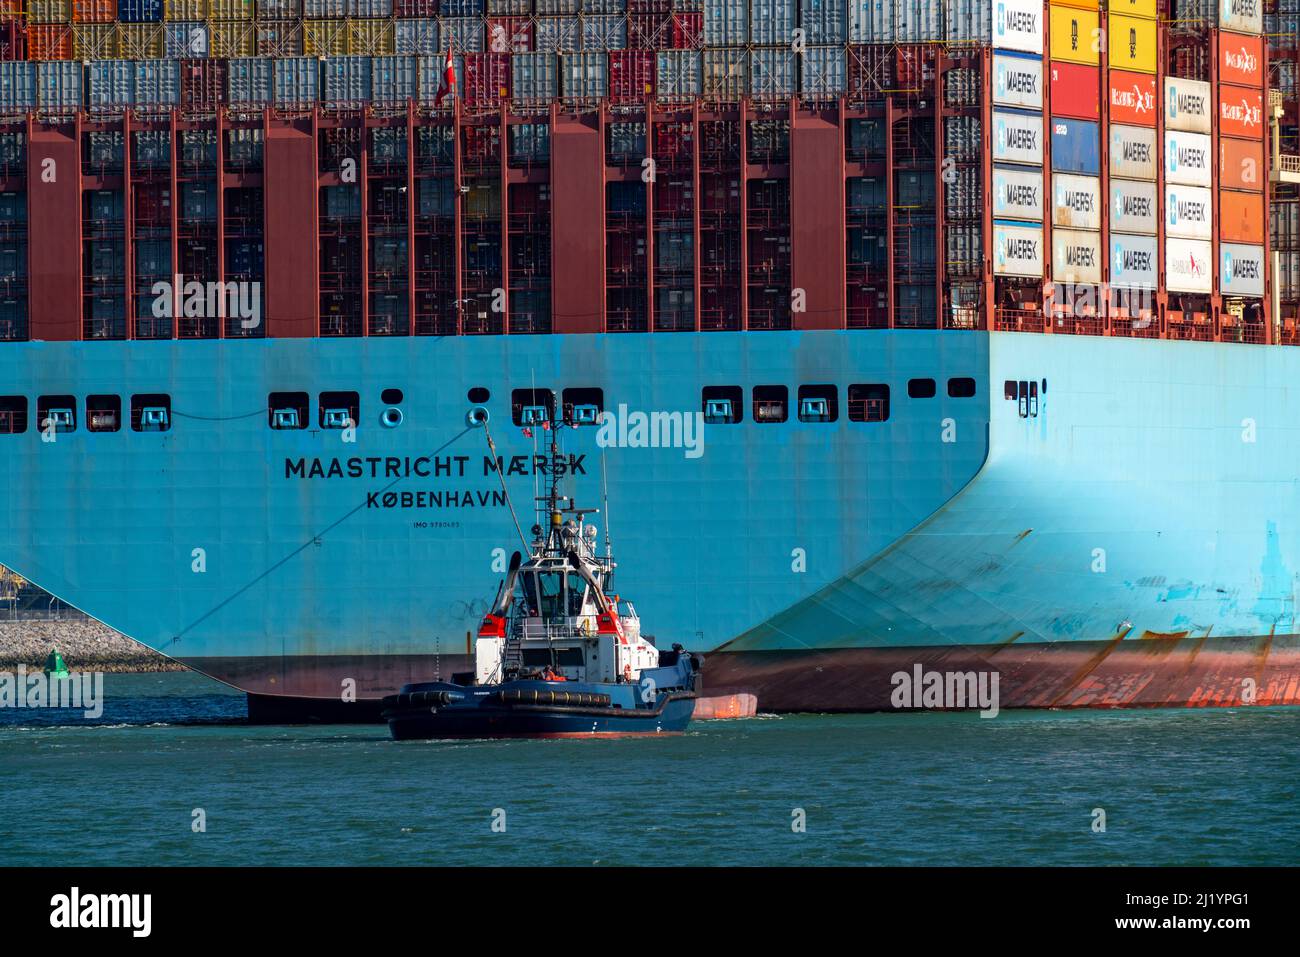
<box><xmin>43</xmin><ymin>649</ymin><xmax>69</xmax><ymax>679</ymax></box>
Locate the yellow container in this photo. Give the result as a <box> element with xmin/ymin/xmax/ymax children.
<box><xmin>28</xmin><ymin>0</ymin><xmax>73</xmax><ymax>23</ymax></box>
<box><xmin>1107</xmin><ymin>13</ymin><xmax>1158</xmax><ymax>74</ymax></box>
<box><xmin>347</xmin><ymin>19</ymin><xmax>394</xmax><ymax>56</ymax></box>
<box><xmin>72</xmin><ymin>22</ymin><xmax>118</xmax><ymax>60</ymax></box>
<box><xmin>1049</xmin><ymin>5</ymin><xmax>1101</xmax><ymax>65</ymax></box>
<box><xmin>116</xmin><ymin>22</ymin><xmax>164</xmax><ymax>58</ymax></box>
<box><xmin>1108</xmin><ymin>0</ymin><xmax>1157</xmax><ymax>20</ymax></box>
<box><xmin>208</xmin><ymin>19</ymin><xmax>255</xmax><ymax>57</ymax></box>
<box><xmin>163</xmin><ymin>0</ymin><xmax>205</xmax><ymax>17</ymax></box>
<box><xmin>207</xmin><ymin>0</ymin><xmax>254</xmax><ymax>19</ymax></box>
<box><xmin>303</xmin><ymin>18</ymin><xmax>347</xmax><ymax>56</ymax></box>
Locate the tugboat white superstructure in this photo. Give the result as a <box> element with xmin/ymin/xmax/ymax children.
<box><xmin>382</xmin><ymin>408</ymin><xmax>701</xmax><ymax>740</ymax></box>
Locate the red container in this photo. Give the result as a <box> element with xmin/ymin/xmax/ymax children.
<box><xmin>1049</xmin><ymin>61</ymin><xmax>1100</xmax><ymax>119</ymax></box>
<box><xmin>393</xmin><ymin>0</ymin><xmax>438</xmax><ymax>15</ymax></box>
<box><xmin>1107</xmin><ymin>69</ymin><xmax>1156</xmax><ymax>126</ymax></box>
<box><xmin>487</xmin><ymin>16</ymin><xmax>532</xmax><ymax>53</ymax></box>
<box><xmin>629</xmin><ymin>13</ymin><xmax>670</xmax><ymax>49</ymax></box>
<box><xmin>132</xmin><ymin>183</ymin><xmax>172</xmax><ymax>226</ymax></box>
<box><xmin>462</xmin><ymin>53</ymin><xmax>510</xmax><ymax>106</ymax></box>
<box><xmin>1219</xmin><ymin>31</ymin><xmax>1264</xmax><ymax>88</ymax></box>
<box><xmin>1219</xmin><ymin>136</ymin><xmax>1264</xmax><ymax>191</ymax></box>
<box><xmin>1218</xmin><ymin>85</ymin><xmax>1264</xmax><ymax>139</ymax></box>
<box><xmin>671</xmin><ymin>12</ymin><xmax>702</xmax><ymax>49</ymax></box>
<box><xmin>0</xmin><ymin>20</ymin><xmax>25</xmax><ymax>61</ymax></box>
<box><xmin>181</xmin><ymin>59</ymin><xmax>226</xmax><ymax>112</ymax></box>
<box><xmin>0</xmin><ymin>0</ymin><xmax>22</xmax><ymax>17</ymax></box>
<box><xmin>72</xmin><ymin>0</ymin><xmax>116</xmax><ymax>22</ymax></box>
<box><xmin>894</xmin><ymin>45</ymin><xmax>936</xmax><ymax>89</ymax></box>
<box><xmin>1219</xmin><ymin>188</ymin><xmax>1264</xmax><ymax>243</ymax></box>
<box><xmin>609</xmin><ymin>50</ymin><xmax>655</xmax><ymax>104</ymax></box>
<box><xmin>27</xmin><ymin>24</ymin><xmax>72</xmax><ymax>61</ymax></box>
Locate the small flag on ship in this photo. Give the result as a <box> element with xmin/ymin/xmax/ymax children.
<box><xmin>436</xmin><ymin>46</ymin><xmax>456</xmax><ymax>107</ymax></box>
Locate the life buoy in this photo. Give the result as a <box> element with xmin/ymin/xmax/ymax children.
<box><xmin>623</xmin><ymin>664</ymin><xmax>632</xmax><ymax>682</ymax></box>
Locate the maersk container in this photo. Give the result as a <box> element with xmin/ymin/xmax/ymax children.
<box><xmin>749</xmin><ymin>48</ymin><xmax>795</xmax><ymax>97</ymax></box>
<box><xmin>87</xmin><ymin>60</ymin><xmax>133</xmax><ymax>108</ymax></box>
<box><xmin>991</xmin><ymin>164</ymin><xmax>1043</xmax><ymax>221</ymax></box>
<box><xmin>371</xmin><ymin>55</ymin><xmax>418</xmax><ymax>103</ymax></box>
<box><xmin>992</xmin><ymin>109</ymin><xmax>1044</xmax><ymax>166</ymax></box>
<box><xmin>512</xmin><ymin>51</ymin><xmax>558</xmax><ymax>100</ymax></box>
<box><xmin>323</xmin><ymin>56</ymin><xmax>371</xmax><ymax>104</ymax></box>
<box><xmin>1165</xmin><ymin>130</ymin><xmax>1212</xmax><ymax>187</ymax></box>
<box><xmin>992</xmin><ymin>52</ymin><xmax>1043</xmax><ymax>111</ymax></box>
<box><xmin>560</xmin><ymin>51</ymin><xmax>607</xmax><ymax>98</ymax></box>
<box><xmin>1109</xmin><ymin>178</ymin><xmax>1158</xmax><ymax>235</ymax></box>
<box><xmin>1164</xmin><ymin>76</ymin><xmax>1212</xmax><ymax>134</ymax></box>
<box><xmin>442</xmin><ymin>17</ymin><xmax>486</xmax><ymax>51</ymax></box>
<box><xmin>801</xmin><ymin>46</ymin><xmax>845</xmax><ymax>97</ymax></box>
<box><xmin>165</xmin><ymin>22</ymin><xmax>209</xmax><ymax>59</ymax></box>
<box><xmin>702</xmin><ymin>48</ymin><xmax>746</xmax><ymax>99</ymax></box>
<box><xmin>1220</xmin><ymin>242</ymin><xmax>1265</xmax><ymax>297</ymax></box>
<box><xmin>395</xmin><ymin>19</ymin><xmax>439</xmax><ymax>55</ymax></box>
<box><xmin>118</xmin><ymin>0</ymin><xmax>163</xmax><ymax>20</ymax></box>
<box><xmin>992</xmin><ymin>221</ymin><xmax>1044</xmax><ymax>277</ymax></box>
<box><xmin>1050</xmin><ymin>118</ymin><xmax>1099</xmax><ymax>176</ymax></box>
<box><xmin>749</xmin><ymin>0</ymin><xmax>794</xmax><ymax>45</ymax></box>
<box><xmin>1166</xmin><ymin>237</ymin><xmax>1213</xmax><ymax>293</ymax></box>
<box><xmin>535</xmin><ymin>0</ymin><xmax>580</xmax><ymax>12</ymax></box>
<box><xmin>800</xmin><ymin>0</ymin><xmax>846</xmax><ymax>43</ymax></box>
<box><xmin>1217</xmin><ymin>0</ymin><xmax>1262</xmax><ymax>33</ymax></box>
<box><xmin>37</xmin><ymin>62</ymin><xmax>83</xmax><ymax>112</ymax></box>
<box><xmin>583</xmin><ymin>16</ymin><xmax>627</xmax><ymax>50</ymax></box>
<box><xmin>228</xmin><ymin>56</ymin><xmax>272</xmax><ymax>104</ymax></box>
<box><xmin>1165</xmin><ymin>184</ymin><xmax>1213</xmax><ymax>241</ymax></box>
<box><xmin>704</xmin><ymin>0</ymin><xmax>747</xmax><ymax>45</ymax></box>
<box><xmin>134</xmin><ymin>59</ymin><xmax>180</xmax><ymax>106</ymax></box>
<box><xmin>1051</xmin><ymin>228</ymin><xmax>1102</xmax><ymax>285</ymax></box>
<box><xmin>1108</xmin><ymin>124</ymin><xmax>1157</xmax><ymax>180</ymax></box>
<box><xmin>1052</xmin><ymin>173</ymin><xmax>1101</xmax><ymax>230</ymax></box>
<box><xmin>657</xmin><ymin>50</ymin><xmax>701</xmax><ymax>99</ymax></box>
<box><xmin>0</xmin><ymin>63</ymin><xmax>36</xmax><ymax>112</ymax></box>
<box><xmin>535</xmin><ymin>16</ymin><xmax>581</xmax><ymax>52</ymax></box>
<box><xmin>1108</xmin><ymin>233</ymin><xmax>1158</xmax><ymax>290</ymax></box>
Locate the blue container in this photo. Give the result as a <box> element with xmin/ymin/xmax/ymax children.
<box><xmin>1050</xmin><ymin>116</ymin><xmax>1100</xmax><ymax>176</ymax></box>
<box><xmin>118</xmin><ymin>0</ymin><xmax>164</xmax><ymax>21</ymax></box>
<box><xmin>228</xmin><ymin>57</ymin><xmax>273</xmax><ymax>106</ymax></box>
<box><xmin>0</xmin><ymin>62</ymin><xmax>37</xmax><ymax>112</ymax></box>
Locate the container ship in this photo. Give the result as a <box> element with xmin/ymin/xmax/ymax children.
<box><xmin>1</xmin><ymin>0</ymin><xmax>1299</xmax><ymax>718</ymax></box>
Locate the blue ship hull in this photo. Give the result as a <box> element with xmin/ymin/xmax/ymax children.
<box><xmin>3</xmin><ymin>329</ymin><xmax>1300</xmax><ymax>710</ymax></box>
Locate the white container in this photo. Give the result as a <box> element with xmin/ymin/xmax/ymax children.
<box><xmin>750</xmin><ymin>0</ymin><xmax>795</xmax><ymax>45</ymax></box>
<box><xmin>1109</xmin><ymin>178</ymin><xmax>1158</xmax><ymax>235</ymax></box>
<box><xmin>992</xmin><ymin>110</ymin><xmax>1043</xmax><ymax>166</ymax></box>
<box><xmin>1166</xmin><ymin>237</ymin><xmax>1213</xmax><ymax>293</ymax></box>
<box><xmin>991</xmin><ymin>165</ymin><xmax>1043</xmax><ymax>221</ymax></box>
<box><xmin>1164</xmin><ymin>130</ymin><xmax>1212</xmax><ymax>187</ymax></box>
<box><xmin>395</xmin><ymin>19</ymin><xmax>439</xmax><ymax>56</ymax></box>
<box><xmin>1218</xmin><ymin>0</ymin><xmax>1262</xmax><ymax>33</ymax></box>
<box><xmin>704</xmin><ymin>0</ymin><xmax>748</xmax><ymax>45</ymax></box>
<box><xmin>992</xmin><ymin>222</ymin><xmax>1044</xmax><ymax>277</ymax></box>
<box><xmin>800</xmin><ymin>45</ymin><xmax>845</xmax><ymax>97</ymax></box>
<box><xmin>513</xmin><ymin>52</ymin><xmax>558</xmax><ymax>101</ymax></box>
<box><xmin>749</xmin><ymin>47</ymin><xmax>796</xmax><ymax>96</ymax></box>
<box><xmin>1108</xmin><ymin>124</ymin><xmax>1157</xmax><ymax>180</ymax></box>
<box><xmin>560</xmin><ymin>52</ymin><xmax>607</xmax><ymax>99</ymax></box>
<box><xmin>657</xmin><ymin>50</ymin><xmax>701</xmax><ymax>100</ymax></box>
<box><xmin>992</xmin><ymin>0</ymin><xmax>1043</xmax><ymax>54</ymax></box>
<box><xmin>1164</xmin><ymin>184</ymin><xmax>1213</xmax><ymax>240</ymax></box>
<box><xmin>1163</xmin><ymin>76</ymin><xmax>1212</xmax><ymax>134</ymax></box>
<box><xmin>1051</xmin><ymin>173</ymin><xmax>1101</xmax><ymax>230</ymax></box>
<box><xmin>800</xmin><ymin>0</ymin><xmax>846</xmax><ymax>43</ymax></box>
<box><xmin>1051</xmin><ymin>228</ymin><xmax>1102</xmax><ymax>285</ymax></box>
<box><xmin>1109</xmin><ymin>233</ymin><xmax>1158</xmax><ymax>290</ymax></box>
<box><xmin>992</xmin><ymin>53</ymin><xmax>1042</xmax><ymax>110</ymax></box>
<box><xmin>1220</xmin><ymin>242</ymin><xmax>1265</xmax><ymax>297</ymax></box>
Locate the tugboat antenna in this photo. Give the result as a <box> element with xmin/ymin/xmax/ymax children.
<box><xmin>602</xmin><ymin>451</ymin><xmax>612</xmax><ymax>563</ymax></box>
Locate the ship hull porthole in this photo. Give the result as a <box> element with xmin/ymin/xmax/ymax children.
<box><xmin>466</xmin><ymin>406</ymin><xmax>490</xmax><ymax>428</ymax></box>
<box><xmin>380</xmin><ymin>408</ymin><xmax>404</xmax><ymax>429</ymax></box>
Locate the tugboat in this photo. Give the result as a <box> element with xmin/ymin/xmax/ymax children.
<box><xmin>382</xmin><ymin>409</ymin><xmax>703</xmax><ymax>740</ymax></box>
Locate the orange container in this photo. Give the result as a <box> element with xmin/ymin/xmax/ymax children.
<box><xmin>1219</xmin><ymin>189</ymin><xmax>1265</xmax><ymax>244</ymax></box>
<box><xmin>1108</xmin><ymin>69</ymin><xmax>1157</xmax><ymax>126</ymax></box>
<box><xmin>0</xmin><ymin>0</ymin><xmax>22</xmax><ymax>17</ymax></box>
<box><xmin>1218</xmin><ymin>85</ymin><xmax>1264</xmax><ymax>139</ymax></box>
<box><xmin>1219</xmin><ymin>137</ymin><xmax>1265</xmax><ymax>191</ymax></box>
<box><xmin>1219</xmin><ymin>31</ymin><xmax>1264</xmax><ymax>88</ymax></box>
<box><xmin>27</xmin><ymin>24</ymin><xmax>73</xmax><ymax>61</ymax></box>
<box><xmin>73</xmin><ymin>0</ymin><xmax>117</xmax><ymax>21</ymax></box>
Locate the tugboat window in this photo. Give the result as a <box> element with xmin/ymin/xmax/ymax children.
<box><xmin>319</xmin><ymin>391</ymin><xmax>359</xmax><ymax>430</ymax></box>
<box><xmin>131</xmin><ymin>394</ymin><xmax>172</xmax><ymax>432</ymax></box>
<box><xmin>907</xmin><ymin>378</ymin><xmax>937</xmax><ymax>399</ymax></box>
<box><xmin>37</xmin><ymin>395</ymin><xmax>77</xmax><ymax>433</ymax></box>
<box><xmin>268</xmin><ymin>392</ymin><xmax>309</xmax><ymax>430</ymax></box>
<box><xmin>797</xmin><ymin>384</ymin><xmax>838</xmax><ymax>422</ymax></box>
<box><xmin>86</xmin><ymin>395</ymin><xmax>121</xmax><ymax>433</ymax></box>
<box><xmin>948</xmin><ymin>377</ymin><xmax>977</xmax><ymax>398</ymax></box>
<box><xmin>536</xmin><ymin>572</ymin><xmax>564</xmax><ymax>619</ymax></box>
<box><xmin>702</xmin><ymin>385</ymin><xmax>743</xmax><ymax>424</ymax></box>
<box><xmin>567</xmin><ymin>574</ymin><xmax>587</xmax><ymax>615</ymax></box>
<box><xmin>1004</xmin><ymin>380</ymin><xmax>1017</xmax><ymax>400</ymax></box>
<box><xmin>0</xmin><ymin>396</ymin><xmax>26</xmax><ymax>434</ymax></box>
<box><xmin>511</xmin><ymin>388</ymin><xmax>554</xmax><ymax>427</ymax></box>
<box><xmin>753</xmin><ymin>385</ymin><xmax>788</xmax><ymax>423</ymax></box>
<box><xmin>847</xmin><ymin>384</ymin><xmax>890</xmax><ymax>422</ymax></box>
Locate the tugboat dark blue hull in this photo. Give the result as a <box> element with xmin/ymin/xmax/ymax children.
<box><xmin>382</xmin><ymin>680</ymin><xmax>698</xmax><ymax>740</ymax></box>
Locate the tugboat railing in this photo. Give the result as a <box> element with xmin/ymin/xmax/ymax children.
<box><xmin>520</xmin><ymin>621</ymin><xmax>590</xmax><ymax>642</ymax></box>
